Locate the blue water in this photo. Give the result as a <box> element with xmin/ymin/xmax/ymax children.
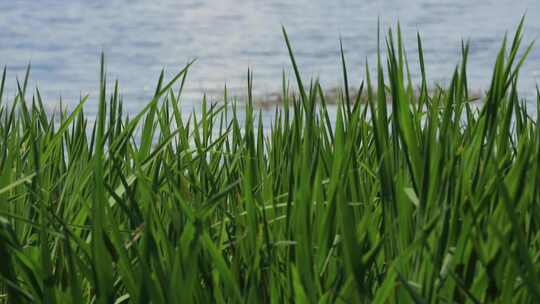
<box><xmin>1</xmin><ymin>0</ymin><xmax>539</xmax><ymax>115</ymax></box>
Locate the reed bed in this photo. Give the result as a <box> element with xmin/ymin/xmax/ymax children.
<box><xmin>1</xmin><ymin>20</ymin><xmax>540</xmax><ymax>303</ymax></box>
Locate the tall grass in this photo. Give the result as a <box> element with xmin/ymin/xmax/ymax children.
<box><xmin>1</xmin><ymin>20</ymin><xmax>540</xmax><ymax>303</ymax></box>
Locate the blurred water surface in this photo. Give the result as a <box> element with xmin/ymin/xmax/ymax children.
<box><xmin>0</xmin><ymin>0</ymin><xmax>539</xmax><ymax>115</ymax></box>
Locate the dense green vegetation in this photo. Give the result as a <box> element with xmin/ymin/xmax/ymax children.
<box><xmin>1</xmin><ymin>20</ymin><xmax>540</xmax><ymax>303</ymax></box>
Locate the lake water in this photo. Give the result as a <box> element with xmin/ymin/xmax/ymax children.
<box><xmin>1</xmin><ymin>0</ymin><xmax>539</xmax><ymax>116</ymax></box>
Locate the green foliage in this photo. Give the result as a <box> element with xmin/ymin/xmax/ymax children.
<box><xmin>1</xmin><ymin>20</ymin><xmax>540</xmax><ymax>302</ymax></box>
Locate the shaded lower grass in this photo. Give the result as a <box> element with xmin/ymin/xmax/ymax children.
<box><xmin>1</xmin><ymin>19</ymin><xmax>540</xmax><ymax>303</ymax></box>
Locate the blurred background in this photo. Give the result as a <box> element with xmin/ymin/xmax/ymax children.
<box><xmin>0</xmin><ymin>0</ymin><xmax>539</xmax><ymax>116</ymax></box>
